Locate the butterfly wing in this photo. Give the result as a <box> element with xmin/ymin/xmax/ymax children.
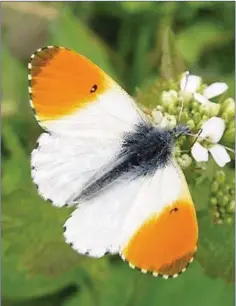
<box><xmin>63</xmin><ymin>173</ymin><xmax>145</xmax><ymax>257</ymax></box>
<box><xmin>119</xmin><ymin>160</ymin><xmax>198</xmax><ymax>278</ymax></box>
<box><xmin>64</xmin><ymin>159</ymin><xmax>198</xmax><ymax>275</ymax></box>
<box><xmin>29</xmin><ymin>46</ymin><xmax>145</xmax><ymax>206</ymax></box>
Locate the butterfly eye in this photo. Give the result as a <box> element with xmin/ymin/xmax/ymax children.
<box><xmin>90</xmin><ymin>84</ymin><xmax>98</xmax><ymax>93</ymax></box>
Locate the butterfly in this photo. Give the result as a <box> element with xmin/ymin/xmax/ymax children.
<box><xmin>29</xmin><ymin>46</ymin><xmax>198</xmax><ymax>279</ymax></box>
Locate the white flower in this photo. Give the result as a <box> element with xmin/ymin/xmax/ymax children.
<box><xmin>191</xmin><ymin>117</ymin><xmax>231</xmax><ymax>167</ymax></box>
<box><xmin>180</xmin><ymin>72</ymin><xmax>228</xmax><ymax>104</ymax></box>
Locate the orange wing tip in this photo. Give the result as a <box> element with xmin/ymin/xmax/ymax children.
<box><xmin>120</xmin><ymin>252</ymin><xmax>196</xmax><ymax>279</ymax></box>
<box><xmin>28</xmin><ymin>45</ymin><xmax>111</xmax><ymax>123</ymax></box>
<box><xmin>30</xmin><ymin>45</ymin><xmax>58</xmax><ymax>60</ymax></box>
<box><xmin>28</xmin><ymin>46</ymin><xmax>66</xmax><ymax>127</ymax></box>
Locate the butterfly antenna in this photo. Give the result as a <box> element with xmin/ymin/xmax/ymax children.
<box><xmin>221</xmin><ymin>145</ymin><xmax>235</xmax><ymax>154</ymax></box>
<box><xmin>189</xmin><ymin>129</ymin><xmax>235</xmax><ymax>154</ymax></box>
<box><xmin>190</xmin><ymin>128</ymin><xmax>202</xmax><ymax>149</ymax></box>
<box><xmin>177</xmin><ymin>71</ymin><xmax>189</xmax><ymax>125</ymax></box>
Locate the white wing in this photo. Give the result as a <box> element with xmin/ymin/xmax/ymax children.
<box><xmin>63</xmin><ymin>160</ymin><xmax>198</xmax><ymax>271</ymax></box>
<box><xmin>64</xmin><ymin>174</ymin><xmax>144</xmax><ymax>257</ymax></box>
<box><xmin>29</xmin><ymin>46</ymin><xmax>145</xmax><ymax>206</ymax></box>
<box><xmin>31</xmin><ymin>132</ymin><xmax>121</xmax><ymax>206</ymax></box>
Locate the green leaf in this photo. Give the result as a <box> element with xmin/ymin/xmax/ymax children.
<box><xmin>120</xmin><ymin>2</ymin><xmax>155</xmax><ymax>14</ymax></box>
<box><xmin>2</xmin><ymin>122</ymin><xmax>31</xmax><ymax>195</ymax></box>
<box><xmin>176</xmin><ymin>22</ymin><xmax>231</xmax><ymax>63</ymax></box>
<box><xmin>189</xmin><ymin>182</ymin><xmax>210</xmax><ymax>212</ymax></box>
<box><xmin>160</xmin><ymin>26</ymin><xmax>186</xmax><ymax>80</ymax></box>
<box><xmin>2</xmin><ymin>187</ymin><xmax>86</xmax><ymax>298</ymax></box>
<box><xmin>187</xmin><ymin>158</ymin><xmax>217</xmax><ymax>211</ymax></box>
<box><xmin>49</xmin><ymin>6</ymin><xmax>119</xmax><ymax>81</ymax></box>
<box><xmin>196</xmin><ymin>211</ymin><xmax>234</xmax><ymax>284</ymax></box>
<box><xmin>2</xmin><ymin>44</ymin><xmax>28</xmax><ymax>115</ymax></box>
<box><xmin>3</xmin><ymin>285</ymin><xmax>78</xmax><ymax>306</ymax></box>
<box><xmin>63</xmin><ymin>257</ymin><xmax>234</xmax><ymax>306</ymax></box>
<box><xmin>130</xmin><ymin>24</ymin><xmax>152</xmax><ymax>91</ymax></box>
<box><xmin>2</xmin><ymin>124</ymin><xmax>87</xmax><ymax>298</ymax></box>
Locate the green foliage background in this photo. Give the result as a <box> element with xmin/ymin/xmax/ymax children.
<box><xmin>2</xmin><ymin>2</ymin><xmax>235</xmax><ymax>306</ymax></box>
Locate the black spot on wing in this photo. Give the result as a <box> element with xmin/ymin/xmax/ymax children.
<box><xmin>90</xmin><ymin>84</ymin><xmax>98</xmax><ymax>93</ymax></box>
<box><xmin>170</xmin><ymin>207</ymin><xmax>179</xmax><ymax>214</ymax></box>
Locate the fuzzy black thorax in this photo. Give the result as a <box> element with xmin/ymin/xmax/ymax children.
<box><xmin>77</xmin><ymin>122</ymin><xmax>189</xmax><ymax>200</ymax></box>
<box><xmin>121</xmin><ymin>122</ymin><xmax>173</xmax><ymax>174</ymax></box>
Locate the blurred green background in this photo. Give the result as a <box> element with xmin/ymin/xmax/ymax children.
<box><xmin>2</xmin><ymin>2</ymin><xmax>235</xmax><ymax>306</ymax></box>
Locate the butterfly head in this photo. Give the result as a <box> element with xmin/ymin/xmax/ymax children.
<box><xmin>171</xmin><ymin>124</ymin><xmax>191</xmax><ymax>138</ymax></box>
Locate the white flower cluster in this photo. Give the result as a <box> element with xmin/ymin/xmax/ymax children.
<box><xmin>181</xmin><ymin>73</ymin><xmax>231</xmax><ymax>167</ymax></box>
<box><xmin>152</xmin><ymin>72</ymin><xmax>233</xmax><ymax>168</ymax></box>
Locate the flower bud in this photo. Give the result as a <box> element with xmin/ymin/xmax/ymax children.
<box><xmin>210</xmin><ymin>197</ymin><xmax>218</xmax><ymax>206</ymax></box>
<box><xmin>225</xmin><ymin>100</ymin><xmax>235</xmax><ymax>119</ymax></box>
<box><xmin>161</xmin><ymin>90</ymin><xmax>178</xmax><ymax>107</ymax></box>
<box><xmin>200</xmin><ymin>102</ymin><xmax>220</xmax><ymax>117</ymax></box>
<box><xmin>225</xmin><ymin>217</ymin><xmax>233</xmax><ymax>224</ymax></box>
<box><xmin>227</xmin><ymin>200</ymin><xmax>235</xmax><ymax>213</ymax></box>
<box><xmin>218</xmin><ymin>207</ymin><xmax>225</xmax><ymax>214</ymax></box>
<box><xmin>193</xmin><ymin>113</ymin><xmax>201</xmax><ymax>125</ymax></box>
<box><xmin>155</xmin><ymin>105</ymin><xmax>165</xmax><ymax>112</ymax></box>
<box><xmin>160</xmin><ymin>114</ymin><xmax>177</xmax><ymax>129</ymax></box>
<box><xmin>168</xmin><ymin>104</ymin><xmax>177</xmax><ymax>115</ymax></box>
<box><xmin>217</xmin><ymin>191</ymin><xmax>224</xmax><ymax>200</ymax></box>
<box><xmin>221</xmin><ymin>112</ymin><xmax>229</xmax><ymax>122</ymax></box>
<box><xmin>199</xmin><ymin>106</ymin><xmax>207</xmax><ymax>115</ymax></box>
<box><xmin>178</xmin><ymin>154</ymin><xmax>192</xmax><ymax>169</ymax></box>
<box><xmin>210</xmin><ymin>103</ymin><xmax>221</xmax><ymax>117</ymax></box>
<box><xmin>215</xmin><ymin>170</ymin><xmax>225</xmax><ymax>184</ymax></box>
<box><xmin>221</xmin><ymin>195</ymin><xmax>229</xmax><ymax>207</ymax></box>
<box><xmin>227</xmin><ymin>120</ymin><xmax>234</xmax><ymax>130</ymax></box>
<box><xmin>211</xmin><ymin>181</ymin><xmax>219</xmax><ymax>193</ymax></box>
<box><xmin>192</xmin><ymin>101</ymin><xmax>200</xmax><ymax>111</ymax></box>
<box><xmin>221</xmin><ymin>128</ymin><xmax>235</xmax><ymax>146</ymax></box>
<box><xmin>186</xmin><ymin>119</ymin><xmax>195</xmax><ymax>130</ymax></box>
<box><xmin>224</xmin><ymin>184</ymin><xmax>231</xmax><ymax>193</ymax></box>
<box><xmin>214</xmin><ymin>211</ymin><xmax>220</xmax><ymax>219</ymax></box>
<box><xmin>179</xmin><ymin>91</ymin><xmax>192</xmax><ymax>103</ymax></box>
<box><xmin>181</xmin><ymin>111</ymin><xmax>189</xmax><ymax>122</ymax></box>
<box><xmin>196</xmin><ymin>116</ymin><xmax>209</xmax><ymax>129</ymax></box>
<box><xmin>202</xmin><ymin>115</ymin><xmax>210</xmax><ymax>122</ymax></box>
<box><xmin>174</xmin><ymin>146</ymin><xmax>181</xmax><ymax>157</ymax></box>
<box><xmin>220</xmin><ymin>98</ymin><xmax>235</xmax><ymax>113</ymax></box>
<box><xmin>152</xmin><ymin>110</ymin><xmax>163</xmax><ymax>124</ymax></box>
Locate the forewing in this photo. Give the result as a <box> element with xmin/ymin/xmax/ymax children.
<box><xmin>29</xmin><ymin>46</ymin><xmax>145</xmax><ymax>206</ymax></box>
<box><xmin>31</xmin><ymin>132</ymin><xmax>120</xmax><ymax>206</ymax></box>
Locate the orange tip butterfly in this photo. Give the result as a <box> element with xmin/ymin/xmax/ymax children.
<box><xmin>28</xmin><ymin>46</ymin><xmax>198</xmax><ymax>279</ymax></box>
